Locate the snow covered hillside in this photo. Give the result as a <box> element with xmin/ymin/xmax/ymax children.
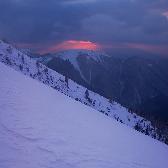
<box><xmin>0</xmin><ymin>62</ymin><xmax>168</xmax><ymax>168</ymax></box>
<box><xmin>0</xmin><ymin>39</ymin><xmax>167</xmax><ymax>144</ymax></box>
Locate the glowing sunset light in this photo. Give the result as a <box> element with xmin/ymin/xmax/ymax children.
<box><xmin>101</xmin><ymin>43</ymin><xmax>168</xmax><ymax>55</ymax></box>
<box><xmin>163</xmin><ymin>11</ymin><xmax>168</xmax><ymax>18</ymax></box>
<box><xmin>43</xmin><ymin>40</ymin><xmax>100</xmax><ymax>53</ymax></box>
<box><xmin>125</xmin><ymin>43</ymin><xmax>168</xmax><ymax>55</ymax></box>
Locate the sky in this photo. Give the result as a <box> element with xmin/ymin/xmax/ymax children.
<box><xmin>0</xmin><ymin>0</ymin><xmax>168</xmax><ymax>55</ymax></box>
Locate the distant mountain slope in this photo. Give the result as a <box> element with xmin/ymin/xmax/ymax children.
<box><xmin>39</xmin><ymin>50</ymin><xmax>168</xmax><ymax>121</ymax></box>
<box><xmin>1</xmin><ymin>62</ymin><xmax>168</xmax><ymax>168</ymax></box>
<box><xmin>0</xmin><ymin>40</ymin><xmax>167</xmax><ymax>144</ymax></box>
<box><xmin>37</xmin><ymin>50</ymin><xmax>109</xmax><ymax>89</ymax></box>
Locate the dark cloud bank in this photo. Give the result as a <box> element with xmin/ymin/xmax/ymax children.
<box><xmin>0</xmin><ymin>0</ymin><xmax>168</xmax><ymax>55</ymax></box>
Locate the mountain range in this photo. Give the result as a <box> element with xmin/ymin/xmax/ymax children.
<box><xmin>0</xmin><ymin>40</ymin><xmax>168</xmax><ymax>144</ymax></box>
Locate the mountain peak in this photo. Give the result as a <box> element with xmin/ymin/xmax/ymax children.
<box><xmin>35</xmin><ymin>49</ymin><xmax>110</xmax><ymax>82</ymax></box>
<box><xmin>54</xmin><ymin>49</ymin><xmax>109</xmax><ymax>62</ymax></box>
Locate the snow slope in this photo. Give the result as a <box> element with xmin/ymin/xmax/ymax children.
<box><xmin>0</xmin><ymin>62</ymin><xmax>168</xmax><ymax>168</ymax></box>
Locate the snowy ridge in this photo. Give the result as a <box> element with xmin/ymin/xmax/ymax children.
<box><xmin>0</xmin><ymin>40</ymin><xmax>166</xmax><ymax>143</ymax></box>
<box><xmin>40</xmin><ymin>49</ymin><xmax>109</xmax><ymax>79</ymax></box>
<box><xmin>55</xmin><ymin>49</ymin><xmax>109</xmax><ymax>62</ymax></box>
<box><xmin>1</xmin><ymin>61</ymin><xmax>168</xmax><ymax>168</ymax></box>
<box><xmin>54</xmin><ymin>50</ymin><xmax>109</xmax><ymax>81</ymax></box>
<box><xmin>56</xmin><ymin>50</ymin><xmax>83</xmax><ymax>77</ymax></box>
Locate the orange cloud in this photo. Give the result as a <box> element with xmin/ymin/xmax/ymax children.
<box><xmin>125</xmin><ymin>43</ymin><xmax>168</xmax><ymax>55</ymax></box>
<box><xmin>42</xmin><ymin>40</ymin><xmax>100</xmax><ymax>53</ymax></box>
<box><xmin>162</xmin><ymin>11</ymin><xmax>168</xmax><ymax>18</ymax></box>
<box><xmin>16</xmin><ymin>41</ymin><xmax>168</xmax><ymax>56</ymax></box>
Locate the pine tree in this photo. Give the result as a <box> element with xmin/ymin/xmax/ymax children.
<box><xmin>85</xmin><ymin>89</ymin><xmax>92</xmax><ymax>103</ymax></box>
<box><xmin>65</xmin><ymin>76</ymin><xmax>69</xmax><ymax>88</ymax></box>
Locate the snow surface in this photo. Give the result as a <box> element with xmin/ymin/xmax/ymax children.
<box><xmin>0</xmin><ymin>62</ymin><xmax>168</xmax><ymax>168</ymax></box>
